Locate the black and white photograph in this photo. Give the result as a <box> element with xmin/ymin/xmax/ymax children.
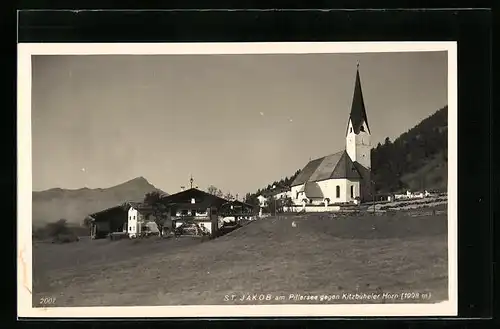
<box><xmin>17</xmin><ymin>42</ymin><xmax>457</xmax><ymax>317</ymax></box>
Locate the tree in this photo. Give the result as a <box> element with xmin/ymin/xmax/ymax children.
<box><xmin>207</xmin><ymin>185</ymin><xmax>218</xmax><ymax>195</ymax></box>
<box><xmin>224</xmin><ymin>192</ymin><xmax>234</xmax><ymax>201</ymax></box>
<box><xmin>46</xmin><ymin>219</ymin><xmax>70</xmax><ymax>237</ymax></box>
<box><xmin>266</xmin><ymin>196</ymin><xmax>278</xmax><ymax>215</ymax></box>
<box><xmin>283</xmin><ymin>197</ymin><xmax>294</xmax><ymax>212</ymax></box>
<box><xmin>82</xmin><ymin>216</ymin><xmax>93</xmax><ymax>236</ymax></box>
<box><xmin>216</xmin><ymin>189</ymin><xmax>224</xmax><ymax>198</ymax></box>
<box><xmin>82</xmin><ymin>216</ymin><xmax>93</xmax><ymax>228</ymax></box>
<box><xmin>143</xmin><ymin>191</ymin><xmax>169</xmax><ymax>237</ymax></box>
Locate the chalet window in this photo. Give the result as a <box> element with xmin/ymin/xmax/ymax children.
<box><xmin>336</xmin><ymin>185</ymin><xmax>340</xmax><ymax>198</ymax></box>
<box><xmin>191</xmin><ymin>210</ymin><xmax>196</xmax><ymax>216</ymax></box>
<box><xmin>181</xmin><ymin>209</ymin><xmax>189</xmax><ymax>216</ymax></box>
<box><xmin>350</xmin><ymin>186</ymin><xmax>354</xmax><ymax>198</ymax></box>
<box><xmin>212</xmin><ymin>208</ymin><xmax>217</xmax><ymax>215</ymax></box>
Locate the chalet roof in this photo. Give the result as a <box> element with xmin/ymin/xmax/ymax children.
<box><xmin>230</xmin><ymin>200</ymin><xmax>255</xmax><ymax>210</ymax></box>
<box><xmin>347</xmin><ymin>67</ymin><xmax>370</xmax><ymax>135</ymax></box>
<box><xmin>88</xmin><ymin>205</ymin><xmax>127</xmax><ymax>222</ymax></box>
<box><xmin>291</xmin><ymin>150</ymin><xmax>362</xmax><ymax>187</ymax></box>
<box><xmin>161</xmin><ymin>188</ymin><xmax>228</xmax><ymax>208</ymax></box>
<box><xmin>167</xmin><ymin>201</ymin><xmax>215</xmax><ymax>210</ymax></box>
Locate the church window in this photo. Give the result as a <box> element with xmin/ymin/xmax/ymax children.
<box><xmin>350</xmin><ymin>127</ymin><xmax>353</xmax><ymax>133</ymax></box>
<box><xmin>350</xmin><ymin>186</ymin><xmax>354</xmax><ymax>198</ymax></box>
<box><xmin>336</xmin><ymin>185</ymin><xmax>340</xmax><ymax>198</ymax></box>
<box><xmin>360</xmin><ymin>126</ymin><xmax>365</xmax><ymax>132</ymax></box>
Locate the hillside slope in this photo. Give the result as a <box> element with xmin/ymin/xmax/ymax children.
<box><xmin>371</xmin><ymin>105</ymin><xmax>448</xmax><ymax>193</ymax></box>
<box><xmin>32</xmin><ymin>177</ymin><xmax>167</xmax><ymax>227</ymax></box>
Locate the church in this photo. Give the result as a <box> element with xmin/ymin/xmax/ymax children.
<box><xmin>290</xmin><ymin>64</ymin><xmax>373</xmax><ymax>206</ymax></box>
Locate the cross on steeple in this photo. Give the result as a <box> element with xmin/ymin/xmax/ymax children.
<box><xmin>189</xmin><ymin>174</ymin><xmax>194</xmax><ymax>189</ymax></box>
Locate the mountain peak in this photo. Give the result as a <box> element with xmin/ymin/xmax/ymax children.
<box><xmin>32</xmin><ymin>176</ymin><xmax>168</xmax><ymax>227</ymax></box>
<box><xmin>124</xmin><ymin>176</ymin><xmax>149</xmax><ymax>184</ymax></box>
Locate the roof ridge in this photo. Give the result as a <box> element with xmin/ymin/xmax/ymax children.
<box><xmin>326</xmin><ymin>149</ymin><xmax>345</xmax><ymax>157</ymax></box>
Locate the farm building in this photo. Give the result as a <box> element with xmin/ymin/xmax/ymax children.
<box><xmin>261</xmin><ymin>186</ymin><xmax>291</xmax><ymax>201</ymax></box>
<box><xmin>161</xmin><ymin>188</ymin><xmax>230</xmax><ymax>237</ymax></box>
<box><xmin>87</xmin><ymin>201</ymin><xmax>161</xmax><ymax>239</ymax></box>
<box><xmin>230</xmin><ymin>200</ymin><xmax>255</xmax><ymax>217</ymax></box>
<box><xmin>290</xmin><ymin>64</ymin><xmax>373</xmax><ymax>207</ymax></box>
<box><xmin>219</xmin><ymin>200</ymin><xmax>255</xmax><ymax>222</ymax></box>
<box><xmin>124</xmin><ymin>202</ymin><xmax>164</xmax><ymax>238</ymax></box>
<box><xmin>256</xmin><ymin>186</ymin><xmax>291</xmax><ymax>215</ymax></box>
<box><xmin>87</xmin><ymin>205</ymin><xmax>128</xmax><ymax>239</ymax></box>
<box><xmin>86</xmin><ymin>187</ymin><xmax>251</xmax><ymax>240</ymax></box>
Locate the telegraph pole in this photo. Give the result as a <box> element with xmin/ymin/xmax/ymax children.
<box><xmin>371</xmin><ymin>180</ymin><xmax>376</xmax><ymax>214</ymax></box>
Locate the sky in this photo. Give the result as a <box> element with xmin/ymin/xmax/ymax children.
<box><xmin>31</xmin><ymin>51</ymin><xmax>448</xmax><ymax>197</ymax></box>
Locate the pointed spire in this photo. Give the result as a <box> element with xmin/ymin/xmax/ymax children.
<box><xmin>347</xmin><ymin>63</ymin><xmax>370</xmax><ymax>135</ymax></box>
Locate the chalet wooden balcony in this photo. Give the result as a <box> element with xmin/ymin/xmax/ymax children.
<box><xmin>172</xmin><ymin>215</ymin><xmax>211</xmax><ymax>221</ymax></box>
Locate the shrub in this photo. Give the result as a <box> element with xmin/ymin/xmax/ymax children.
<box><xmin>34</xmin><ymin>219</ymin><xmax>81</xmax><ymax>244</ymax></box>
<box><xmin>52</xmin><ymin>232</ymin><xmax>79</xmax><ymax>244</ymax></box>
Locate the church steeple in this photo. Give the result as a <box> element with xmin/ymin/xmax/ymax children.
<box><xmin>347</xmin><ymin>63</ymin><xmax>370</xmax><ymax>135</ymax></box>
<box><xmin>345</xmin><ymin>62</ymin><xmax>371</xmax><ymax>170</ymax></box>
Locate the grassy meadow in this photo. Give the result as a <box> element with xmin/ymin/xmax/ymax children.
<box><xmin>32</xmin><ymin>209</ymin><xmax>448</xmax><ymax>307</ymax></box>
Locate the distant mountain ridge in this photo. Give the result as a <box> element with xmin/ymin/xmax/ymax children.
<box><xmin>32</xmin><ymin>176</ymin><xmax>167</xmax><ymax>227</ymax></box>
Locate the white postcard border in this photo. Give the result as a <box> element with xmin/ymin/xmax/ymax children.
<box><xmin>17</xmin><ymin>41</ymin><xmax>458</xmax><ymax>318</ymax></box>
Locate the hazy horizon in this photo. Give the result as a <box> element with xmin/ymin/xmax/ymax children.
<box><xmin>31</xmin><ymin>51</ymin><xmax>447</xmax><ymax>197</ymax></box>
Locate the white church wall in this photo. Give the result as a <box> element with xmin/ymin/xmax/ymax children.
<box><xmin>315</xmin><ymin>178</ymin><xmax>360</xmax><ymax>204</ymax></box>
<box><xmin>290</xmin><ymin>179</ymin><xmax>360</xmax><ymax>205</ymax></box>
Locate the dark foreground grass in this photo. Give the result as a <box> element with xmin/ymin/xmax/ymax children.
<box><xmin>32</xmin><ymin>212</ymin><xmax>448</xmax><ymax>307</ymax></box>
